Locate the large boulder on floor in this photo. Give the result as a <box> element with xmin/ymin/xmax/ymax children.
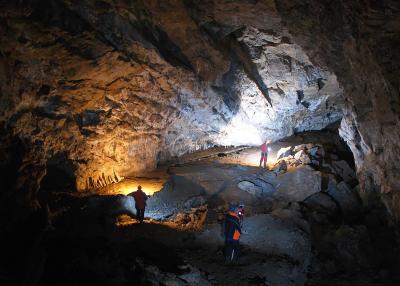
<box><xmin>146</xmin><ymin>175</ymin><xmax>207</xmax><ymax>220</ymax></box>
<box><xmin>274</xmin><ymin>166</ymin><xmax>322</xmax><ymax>202</ymax></box>
<box><xmin>326</xmin><ymin>181</ymin><xmax>362</xmax><ymax>221</ymax></box>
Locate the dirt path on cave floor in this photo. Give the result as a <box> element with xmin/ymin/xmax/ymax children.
<box><xmin>101</xmin><ymin>156</ymin><xmax>312</xmax><ymax>286</ymax></box>
<box><xmin>87</xmin><ymin>131</ymin><xmax>345</xmax><ymax>285</ymax></box>
<box><xmin>49</xmin><ymin>129</ymin><xmax>399</xmax><ymax>285</ymax></box>
<box><xmin>110</xmin><ymin>211</ymin><xmax>310</xmax><ymax>286</ymax></box>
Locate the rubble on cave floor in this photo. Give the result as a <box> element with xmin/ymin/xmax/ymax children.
<box><xmin>32</xmin><ymin>131</ymin><xmax>399</xmax><ymax>286</ymax></box>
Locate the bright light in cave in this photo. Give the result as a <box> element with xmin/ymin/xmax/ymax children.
<box><xmin>217</xmin><ymin>115</ymin><xmax>263</xmax><ymax>146</ymax></box>
<box><xmin>235</xmin><ymin>146</ymin><xmax>279</xmax><ymax>167</ymax></box>
<box><xmin>99</xmin><ymin>178</ymin><xmax>164</xmax><ymax>196</ymax></box>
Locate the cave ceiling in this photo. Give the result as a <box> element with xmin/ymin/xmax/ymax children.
<box><xmin>3</xmin><ymin>0</ymin><xmax>400</xmax><ymax>223</ymax></box>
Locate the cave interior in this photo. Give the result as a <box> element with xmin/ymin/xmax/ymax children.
<box><xmin>0</xmin><ymin>1</ymin><xmax>400</xmax><ymax>285</ymax></box>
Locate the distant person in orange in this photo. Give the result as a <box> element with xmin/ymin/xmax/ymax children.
<box><xmin>222</xmin><ymin>204</ymin><xmax>242</xmax><ymax>261</ymax></box>
<box><xmin>129</xmin><ymin>185</ymin><xmax>148</xmax><ymax>223</ymax></box>
<box><xmin>260</xmin><ymin>140</ymin><xmax>271</xmax><ymax>168</ymax></box>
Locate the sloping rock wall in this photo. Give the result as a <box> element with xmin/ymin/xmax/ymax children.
<box><xmin>275</xmin><ymin>0</ymin><xmax>400</xmax><ymax>220</ymax></box>
<box><xmin>0</xmin><ymin>0</ymin><xmax>343</xmax><ymax>208</ymax></box>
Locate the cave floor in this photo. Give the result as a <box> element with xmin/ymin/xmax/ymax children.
<box><xmin>27</xmin><ymin>131</ymin><xmax>399</xmax><ymax>286</ymax></box>
<box><xmin>108</xmin><ymin>214</ymin><xmax>309</xmax><ymax>286</ymax></box>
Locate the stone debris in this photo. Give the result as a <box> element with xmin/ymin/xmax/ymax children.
<box><xmin>272</xmin><ymin>159</ymin><xmax>288</xmax><ymax>174</ymax></box>
<box><xmin>277</xmin><ymin>146</ymin><xmax>293</xmax><ymax>160</ymax></box>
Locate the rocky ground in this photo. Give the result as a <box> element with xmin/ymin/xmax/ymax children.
<box><xmin>9</xmin><ymin>131</ymin><xmax>399</xmax><ymax>286</ymax></box>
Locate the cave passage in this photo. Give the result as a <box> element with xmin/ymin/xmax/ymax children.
<box><xmin>1</xmin><ymin>1</ymin><xmax>400</xmax><ymax>286</ymax></box>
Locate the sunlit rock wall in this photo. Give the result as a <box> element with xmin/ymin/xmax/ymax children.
<box><xmin>0</xmin><ymin>0</ymin><xmax>342</xmax><ymax>204</ymax></box>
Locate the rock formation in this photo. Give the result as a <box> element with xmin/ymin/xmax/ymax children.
<box><xmin>0</xmin><ymin>1</ymin><xmax>399</xmax><ymax>283</ymax></box>
<box><xmin>29</xmin><ymin>131</ymin><xmax>396</xmax><ymax>285</ymax></box>
<box><xmin>275</xmin><ymin>0</ymin><xmax>400</xmax><ymax>219</ymax></box>
<box><xmin>0</xmin><ymin>0</ymin><xmax>344</xmax><ymax>208</ymax></box>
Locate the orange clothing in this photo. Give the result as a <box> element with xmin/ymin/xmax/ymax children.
<box><xmin>224</xmin><ymin>212</ymin><xmax>241</xmax><ymax>241</ymax></box>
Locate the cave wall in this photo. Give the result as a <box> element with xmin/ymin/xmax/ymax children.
<box><xmin>0</xmin><ymin>0</ymin><xmax>345</xmax><ymax>209</ymax></box>
<box><xmin>275</xmin><ymin>0</ymin><xmax>400</xmax><ymax>220</ymax></box>
<box><xmin>6</xmin><ymin>0</ymin><xmax>399</xmax><ymax>223</ymax></box>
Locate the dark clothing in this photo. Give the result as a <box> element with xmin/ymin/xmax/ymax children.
<box><xmin>223</xmin><ymin>212</ymin><xmax>242</xmax><ymax>261</ymax></box>
<box><xmin>224</xmin><ymin>240</ymin><xmax>240</xmax><ymax>261</ymax></box>
<box><xmin>130</xmin><ymin>189</ymin><xmax>148</xmax><ymax>209</ymax></box>
<box><xmin>223</xmin><ymin>212</ymin><xmax>241</xmax><ymax>241</ymax></box>
<box><xmin>129</xmin><ymin>189</ymin><xmax>148</xmax><ymax>223</ymax></box>
<box><xmin>136</xmin><ymin>208</ymin><xmax>145</xmax><ymax>223</ymax></box>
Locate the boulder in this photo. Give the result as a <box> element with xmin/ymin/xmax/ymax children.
<box><xmin>294</xmin><ymin>150</ymin><xmax>311</xmax><ymax>165</ymax></box>
<box><xmin>303</xmin><ymin>192</ymin><xmax>339</xmax><ymax>218</ymax></box>
<box><xmin>308</xmin><ymin>145</ymin><xmax>326</xmax><ymax>159</ymax></box>
<box><xmin>331</xmin><ymin>160</ymin><xmax>356</xmax><ymax>184</ymax></box>
<box><xmin>273</xmin><ymin>160</ymin><xmax>288</xmax><ymax>174</ymax></box>
<box><xmin>238</xmin><ymin>180</ymin><xmax>262</xmax><ymax>195</ymax></box>
<box><xmin>293</xmin><ymin>144</ymin><xmax>307</xmax><ymax>153</ymax></box>
<box><xmin>300</xmin><ymin>154</ymin><xmax>311</xmax><ymax>164</ymax></box>
<box><xmin>277</xmin><ymin>146</ymin><xmax>293</xmax><ymax>160</ymax></box>
<box><xmin>308</xmin><ymin>146</ymin><xmax>319</xmax><ymax>158</ymax></box>
<box><xmin>275</xmin><ymin>165</ymin><xmax>322</xmax><ymax>202</ymax></box>
<box><xmin>146</xmin><ymin>175</ymin><xmax>207</xmax><ymax>220</ymax></box>
<box><xmin>237</xmin><ymin>177</ymin><xmax>276</xmax><ymax>197</ymax></box>
<box><xmin>326</xmin><ymin>181</ymin><xmax>362</xmax><ymax>221</ymax></box>
<box><xmin>294</xmin><ymin>150</ymin><xmax>304</xmax><ymax>160</ymax></box>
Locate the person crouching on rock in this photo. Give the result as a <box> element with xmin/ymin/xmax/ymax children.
<box><xmin>260</xmin><ymin>139</ymin><xmax>271</xmax><ymax>168</ymax></box>
<box><xmin>129</xmin><ymin>185</ymin><xmax>148</xmax><ymax>223</ymax></box>
<box><xmin>222</xmin><ymin>204</ymin><xmax>242</xmax><ymax>262</ymax></box>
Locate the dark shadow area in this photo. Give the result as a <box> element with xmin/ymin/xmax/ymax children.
<box><xmin>40</xmin><ymin>152</ymin><xmax>77</xmax><ymax>196</ymax></box>
<box><xmin>24</xmin><ymin>229</ymin><xmax>187</xmax><ymax>286</ymax></box>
